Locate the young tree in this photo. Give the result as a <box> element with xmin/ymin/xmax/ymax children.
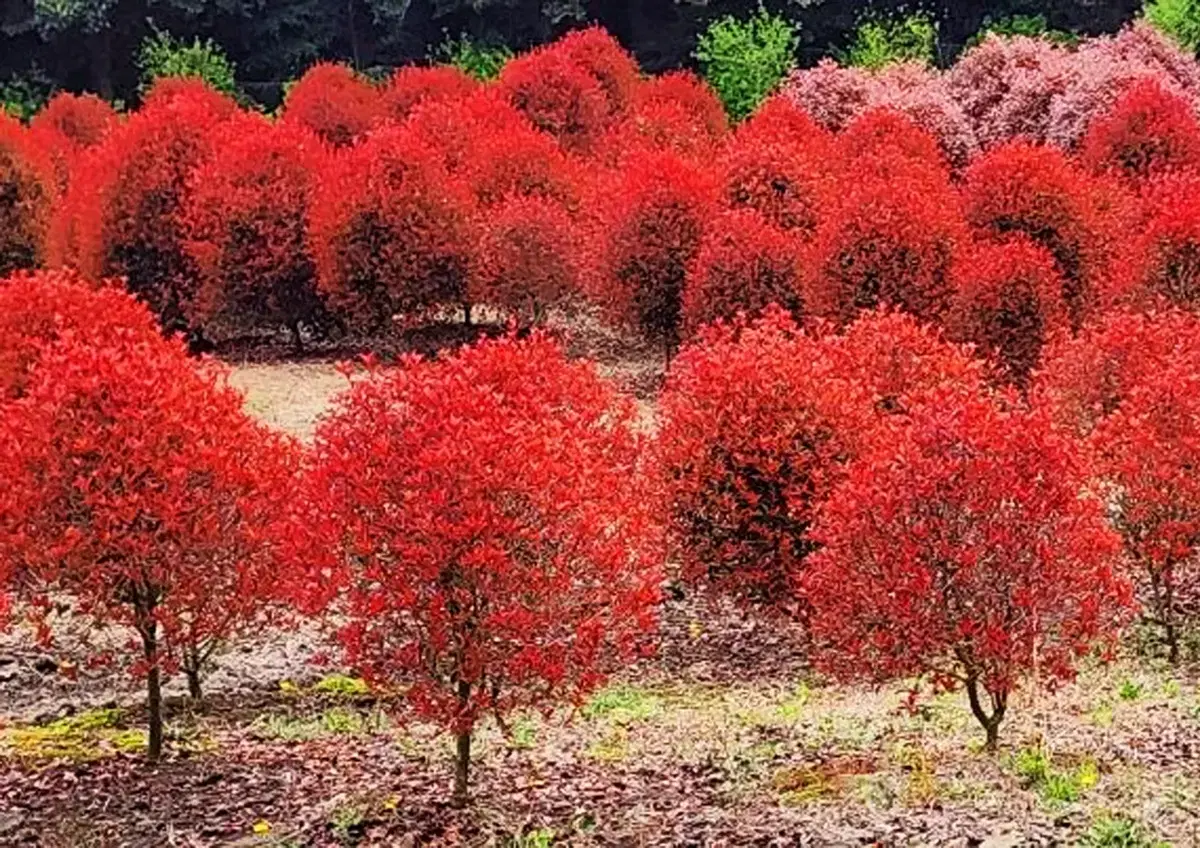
<box><xmin>280</xmin><ymin>62</ymin><xmax>380</xmax><ymax>148</ymax></box>
<box><xmin>0</xmin><ymin>273</ymin><xmax>296</xmax><ymax>758</ymax></box>
<box><xmin>0</xmin><ymin>113</ymin><xmax>56</xmax><ymax>276</ymax></box>
<box><xmin>1080</xmin><ymin>78</ymin><xmax>1200</xmax><ymax>184</ymax></box>
<box><xmin>29</xmin><ymin>92</ymin><xmax>118</xmax><ymax>191</ymax></box>
<box><xmin>497</xmin><ymin>45</ymin><xmax>613</xmax><ymax>155</ymax></box>
<box><xmin>181</xmin><ymin>118</ymin><xmax>329</xmax><ymax>348</ymax></box>
<box><xmin>803</xmin><ymin>386</ymin><xmax>1132</xmax><ymax>750</ymax></box>
<box><xmin>379</xmin><ymin>65</ymin><xmax>478</xmax><ymax>125</ymax></box>
<box><xmin>286</xmin><ymin>334</ymin><xmax>662</xmax><ymax>803</ymax></box>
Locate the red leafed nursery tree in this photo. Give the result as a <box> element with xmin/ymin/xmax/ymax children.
<box><xmin>497</xmin><ymin>43</ymin><xmax>614</xmax><ymax>155</ymax></box>
<box><xmin>379</xmin><ymin>65</ymin><xmax>478</xmax><ymax>125</ymax></box>
<box><xmin>1080</xmin><ymin>79</ymin><xmax>1200</xmax><ymax>185</ymax></box>
<box><xmin>656</xmin><ymin>309</ymin><xmax>873</xmax><ymax>610</ymax></box>
<box><xmin>181</xmin><ymin>118</ymin><xmax>329</xmax><ymax>349</ymax></box>
<box><xmin>307</xmin><ymin>125</ymin><xmax>475</xmax><ymax>330</ymax></box>
<box><xmin>29</xmin><ymin>92</ymin><xmax>118</xmax><ymax>191</ymax></box>
<box><xmin>947</xmin><ymin>237</ymin><xmax>1071</xmax><ymax>389</ymax></box>
<box><xmin>803</xmin><ymin>386</ymin><xmax>1133</xmax><ymax>750</ymax></box>
<box><xmin>286</xmin><ymin>333</ymin><xmax>662</xmax><ymax>803</ymax></box>
<box><xmin>0</xmin><ymin>113</ymin><xmax>56</xmax><ymax>276</ymax></box>
<box><xmin>0</xmin><ymin>271</ymin><xmax>297</xmax><ymax>760</ymax></box>
<box><xmin>280</xmin><ymin>62</ymin><xmax>381</xmax><ymax>148</ymax></box>
<box><xmin>1118</xmin><ymin>172</ymin><xmax>1200</xmax><ymax>314</ymax></box>
<box><xmin>585</xmin><ymin>149</ymin><xmax>718</xmax><ymax>358</ymax></box>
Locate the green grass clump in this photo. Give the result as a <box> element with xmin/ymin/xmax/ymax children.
<box><xmin>313</xmin><ymin>673</ymin><xmax>371</xmax><ymax>698</ymax></box>
<box><xmin>582</xmin><ymin>685</ymin><xmax>661</xmax><ymax>724</ymax></box>
<box><xmin>1082</xmin><ymin>813</ymin><xmax>1170</xmax><ymax>848</ymax></box>
<box><xmin>0</xmin><ymin>707</ymin><xmax>146</xmax><ymax>762</ymax></box>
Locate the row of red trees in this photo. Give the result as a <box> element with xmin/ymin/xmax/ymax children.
<box><xmin>4</xmin><ymin>28</ymin><xmax>1200</xmax><ymax>375</ymax></box>
<box><xmin>3</xmin><ymin>266</ymin><xmax>1197</xmax><ymax>797</ymax></box>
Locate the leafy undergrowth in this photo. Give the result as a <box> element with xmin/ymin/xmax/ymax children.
<box><xmin>2</xmin><ymin>595</ymin><xmax>1198</xmax><ymax>847</ymax></box>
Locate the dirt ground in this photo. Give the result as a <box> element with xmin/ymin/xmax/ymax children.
<box><xmin>2</xmin><ymin>320</ymin><xmax>1199</xmax><ymax>847</ymax></box>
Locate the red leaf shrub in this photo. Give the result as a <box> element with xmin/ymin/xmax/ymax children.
<box><xmin>584</xmin><ymin>149</ymin><xmax>718</xmax><ymax>353</ymax></box>
<box><xmin>379</xmin><ymin>65</ymin><xmax>478</xmax><ymax>124</ymax></box>
<box><xmin>720</xmin><ymin>99</ymin><xmax>833</xmax><ymax>236</ymax></box>
<box><xmin>0</xmin><ymin>113</ymin><xmax>56</xmax><ymax>276</ymax></box>
<box><xmin>1118</xmin><ymin>172</ymin><xmax>1200</xmax><ymax>312</ymax></box>
<box><xmin>400</xmin><ymin>88</ymin><xmax>531</xmax><ymax>176</ymax></box>
<box><xmin>634</xmin><ymin>71</ymin><xmax>728</xmax><ymax>142</ymax></box>
<box><xmin>50</xmin><ymin>87</ymin><xmax>243</xmax><ymax>328</ymax></box>
<box><xmin>307</xmin><ymin>126</ymin><xmax>475</xmax><ymax>329</ymax></box>
<box><xmin>804</xmin><ymin>385</ymin><xmax>1131</xmax><ymax>749</ymax></box>
<box><xmin>287</xmin><ymin>333</ymin><xmax>661</xmax><ymax>801</ymax></box>
<box><xmin>0</xmin><ymin>268</ymin><xmax>155</xmax><ymax>400</ymax></box>
<box><xmin>469</xmin><ymin>195</ymin><xmax>580</xmax><ymax>324</ymax></box>
<box><xmin>461</xmin><ymin>117</ymin><xmax>580</xmax><ymax>209</ymax></box>
<box><xmin>780</xmin><ymin>59</ymin><xmax>872</xmax><ymax>133</ymax></box>
<box><xmin>947</xmin><ymin>237</ymin><xmax>1070</xmax><ymax>388</ymax></box>
<box><xmin>1033</xmin><ymin>309</ymin><xmax>1200</xmax><ymax>439</ymax></box>
<box><xmin>682</xmin><ymin>210</ymin><xmax>804</xmax><ymax>336</ymax></box>
<box><xmin>805</xmin><ymin>157</ymin><xmax>965</xmax><ymax>327</ymax></box>
<box><xmin>0</xmin><ymin>278</ymin><xmax>297</xmax><ymax>758</ymax></box>
<box><xmin>281</xmin><ymin>63</ymin><xmax>381</xmax><ymax>148</ymax></box>
<box><xmin>837</xmin><ymin>107</ymin><xmax>948</xmax><ymax>173</ymax></box>
<box><xmin>1080</xmin><ymin>79</ymin><xmax>1200</xmax><ymax>183</ymax></box>
<box><xmin>1090</xmin><ymin>361</ymin><xmax>1200</xmax><ymax>663</ymax></box>
<box><xmin>29</xmin><ymin>93</ymin><xmax>118</xmax><ymax>190</ymax></box>
<box><xmin>181</xmin><ymin>118</ymin><xmax>329</xmax><ymax>346</ymax></box>
<box><xmin>555</xmin><ymin>26</ymin><xmax>640</xmax><ymax>120</ymax></box>
<box><xmin>140</xmin><ymin>77</ymin><xmax>241</xmax><ymax>117</ymax></box>
<box><xmin>962</xmin><ymin>141</ymin><xmax>1126</xmax><ymax>329</ymax></box>
<box><xmin>657</xmin><ymin>309</ymin><xmax>872</xmax><ymax>609</ymax></box>
<box><xmin>595</xmin><ymin>75</ymin><xmax>729</xmax><ymax>165</ymax></box>
<box><xmin>497</xmin><ymin>46</ymin><xmax>613</xmax><ymax>154</ymax></box>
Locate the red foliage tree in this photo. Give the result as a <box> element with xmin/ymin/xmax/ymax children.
<box><xmin>497</xmin><ymin>46</ymin><xmax>613</xmax><ymax>154</ymax></box>
<box><xmin>1090</xmin><ymin>362</ymin><xmax>1200</xmax><ymax>663</ymax></box>
<box><xmin>462</xmin><ymin>118</ymin><xmax>580</xmax><ymax>209</ymax></box>
<box><xmin>555</xmin><ymin>26</ymin><xmax>640</xmax><ymax>120</ymax></box>
<box><xmin>720</xmin><ymin>100</ymin><xmax>834</xmax><ymax>237</ymax></box>
<box><xmin>307</xmin><ymin>125</ymin><xmax>475</xmax><ymax>329</ymax></box>
<box><xmin>1033</xmin><ymin>309</ymin><xmax>1200</xmax><ymax>438</ymax></box>
<box><xmin>1080</xmin><ymin>78</ymin><xmax>1200</xmax><ymax>184</ymax></box>
<box><xmin>962</xmin><ymin>141</ymin><xmax>1128</xmax><ymax>330</ymax></box>
<box><xmin>1117</xmin><ymin>172</ymin><xmax>1200</xmax><ymax>312</ymax></box>
<box><xmin>806</xmin><ymin>156</ymin><xmax>966</xmax><ymax>327</ymax></box>
<box><xmin>803</xmin><ymin>386</ymin><xmax>1132</xmax><ymax>749</ymax></box>
<box><xmin>29</xmin><ymin>92</ymin><xmax>118</xmax><ymax>190</ymax></box>
<box><xmin>947</xmin><ymin>237</ymin><xmax>1071</xmax><ymax>388</ymax></box>
<box><xmin>181</xmin><ymin>118</ymin><xmax>329</xmax><ymax>348</ymax></box>
<box><xmin>584</xmin><ymin>149</ymin><xmax>718</xmax><ymax>355</ymax></box>
<box><xmin>286</xmin><ymin>333</ymin><xmax>662</xmax><ymax>802</ymax></box>
<box><xmin>682</xmin><ymin>209</ymin><xmax>804</xmax><ymax>336</ymax></box>
<box><xmin>0</xmin><ymin>113</ymin><xmax>56</xmax><ymax>276</ymax></box>
<box><xmin>837</xmin><ymin>107</ymin><xmax>948</xmax><ymax>172</ymax></box>
<box><xmin>399</xmin><ymin>88</ymin><xmax>531</xmax><ymax>176</ymax></box>
<box><xmin>379</xmin><ymin>65</ymin><xmax>478</xmax><ymax>124</ymax></box>
<box><xmin>281</xmin><ymin>62</ymin><xmax>381</xmax><ymax>148</ymax></box>
<box><xmin>49</xmin><ymin>85</ymin><xmax>244</xmax><ymax>329</ymax></box>
<box><xmin>470</xmin><ymin>195</ymin><xmax>580</xmax><ymax>325</ymax></box>
<box><xmin>0</xmin><ymin>277</ymin><xmax>296</xmax><ymax>759</ymax></box>
<box><xmin>657</xmin><ymin>309</ymin><xmax>873</xmax><ymax>609</ymax></box>
<box><xmin>634</xmin><ymin>71</ymin><xmax>728</xmax><ymax>142</ymax></box>
<box><xmin>140</xmin><ymin>77</ymin><xmax>241</xmax><ymax>118</ymax></box>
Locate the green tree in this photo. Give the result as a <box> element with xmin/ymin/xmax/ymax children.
<box><xmin>695</xmin><ymin>7</ymin><xmax>798</xmax><ymax>121</ymax></box>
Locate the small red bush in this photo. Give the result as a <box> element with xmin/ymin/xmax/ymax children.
<box><xmin>400</xmin><ymin>88</ymin><xmax>531</xmax><ymax>176</ymax></box>
<box><xmin>181</xmin><ymin>118</ymin><xmax>328</xmax><ymax>346</ymax></box>
<box><xmin>498</xmin><ymin>46</ymin><xmax>613</xmax><ymax>154</ymax></box>
<box><xmin>281</xmin><ymin>63</ymin><xmax>380</xmax><ymax>148</ymax></box>
<box><xmin>462</xmin><ymin>118</ymin><xmax>580</xmax><ymax>209</ymax></box>
<box><xmin>657</xmin><ymin>309</ymin><xmax>872</xmax><ymax>609</ymax></box>
<box><xmin>1120</xmin><ymin>172</ymin><xmax>1200</xmax><ymax>312</ymax></box>
<box><xmin>584</xmin><ymin>149</ymin><xmax>719</xmax><ymax>354</ymax></box>
<box><xmin>29</xmin><ymin>92</ymin><xmax>118</xmax><ymax>190</ymax></box>
<box><xmin>470</xmin><ymin>195</ymin><xmax>580</xmax><ymax>325</ymax></box>
<box><xmin>307</xmin><ymin>126</ymin><xmax>475</xmax><ymax>329</ymax></box>
<box><xmin>720</xmin><ymin>100</ymin><xmax>833</xmax><ymax>236</ymax></box>
<box><xmin>682</xmin><ymin>210</ymin><xmax>804</xmax><ymax>336</ymax></box>
<box><xmin>804</xmin><ymin>385</ymin><xmax>1131</xmax><ymax>749</ymax></box>
<box><xmin>287</xmin><ymin>333</ymin><xmax>661</xmax><ymax>802</ymax></box>
<box><xmin>1091</xmin><ymin>360</ymin><xmax>1200</xmax><ymax>663</ymax></box>
<box><xmin>141</xmin><ymin>77</ymin><xmax>241</xmax><ymax>117</ymax></box>
<box><xmin>962</xmin><ymin>141</ymin><xmax>1127</xmax><ymax>329</ymax></box>
<box><xmin>51</xmin><ymin>88</ymin><xmax>243</xmax><ymax>328</ymax></box>
<box><xmin>634</xmin><ymin>71</ymin><xmax>729</xmax><ymax>142</ymax></box>
<box><xmin>0</xmin><ymin>114</ymin><xmax>56</xmax><ymax>276</ymax></box>
<box><xmin>0</xmin><ymin>278</ymin><xmax>297</xmax><ymax>758</ymax></box>
<box><xmin>837</xmin><ymin>107</ymin><xmax>948</xmax><ymax>172</ymax></box>
<box><xmin>595</xmin><ymin>94</ymin><xmax>724</xmax><ymax>165</ymax></box>
<box><xmin>1081</xmin><ymin>78</ymin><xmax>1200</xmax><ymax>183</ymax></box>
<box><xmin>379</xmin><ymin>64</ymin><xmax>478</xmax><ymax>124</ymax></box>
<box><xmin>555</xmin><ymin>26</ymin><xmax>640</xmax><ymax>120</ymax></box>
<box><xmin>806</xmin><ymin>157</ymin><xmax>965</xmax><ymax>327</ymax></box>
<box><xmin>947</xmin><ymin>237</ymin><xmax>1071</xmax><ymax>388</ymax></box>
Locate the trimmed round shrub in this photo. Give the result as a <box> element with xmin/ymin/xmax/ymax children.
<box><xmin>30</xmin><ymin>92</ymin><xmax>117</xmax><ymax>149</ymax></box>
<box><xmin>947</xmin><ymin>237</ymin><xmax>1070</xmax><ymax>388</ymax></box>
<box><xmin>1119</xmin><ymin>172</ymin><xmax>1200</xmax><ymax>312</ymax></box>
<box><xmin>0</xmin><ymin>113</ymin><xmax>56</xmax><ymax>276</ymax></box>
<box><xmin>281</xmin><ymin>63</ymin><xmax>380</xmax><ymax>148</ymax></box>
<box><xmin>555</xmin><ymin>26</ymin><xmax>640</xmax><ymax>120</ymax></box>
<box><xmin>181</xmin><ymin>118</ymin><xmax>329</xmax><ymax>345</ymax></box>
<box><xmin>470</xmin><ymin>195</ymin><xmax>580</xmax><ymax>325</ymax></box>
<box><xmin>498</xmin><ymin>46</ymin><xmax>613</xmax><ymax>154</ymax></box>
<box><xmin>1080</xmin><ymin>78</ymin><xmax>1200</xmax><ymax>183</ymax></box>
<box><xmin>462</xmin><ymin>117</ymin><xmax>580</xmax><ymax>209</ymax></box>
<box><xmin>401</xmin><ymin>88</ymin><xmax>533</xmax><ymax>176</ymax></box>
<box><xmin>682</xmin><ymin>209</ymin><xmax>804</xmax><ymax>336</ymax></box>
<box><xmin>307</xmin><ymin>126</ymin><xmax>475</xmax><ymax>329</ymax></box>
<box><xmin>634</xmin><ymin>71</ymin><xmax>729</xmax><ymax>141</ymax></box>
<box><xmin>836</xmin><ymin>106</ymin><xmax>949</xmax><ymax>174</ymax></box>
<box><xmin>379</xmin><ymin>64</ymin><xmax>478</xmax><ymax>124</ymax></box>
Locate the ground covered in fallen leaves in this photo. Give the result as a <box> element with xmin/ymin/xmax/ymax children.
<box><xmin>2</xmin><ymin>318</ymin><xmax>1199</xmax><ymax>847</ymax></box>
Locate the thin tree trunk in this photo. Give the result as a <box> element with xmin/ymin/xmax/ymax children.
<box><xmin>463</xmin><ymin>302</ymin><xmax>473</xmax><ymax>328</ymax></box>
<box><xmin>139</xmin><ymin>615</ymin><xmax>164</xmax><ymax>761</ymax></box>
<box><xmin>452</xmin><ymin>680</ymin><xmax>471</xmax><ymax>806</ymax></box>
<box><xmin>965</xmin><ymin>675</ymin><xmax>1006</xmax><ymax>752</ymax></box>
<box><xmin>185</xmin><ymin>657</ymin><xmax>203</xmax><ymax>702</ymax></box>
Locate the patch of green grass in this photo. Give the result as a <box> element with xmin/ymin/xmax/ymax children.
<box><xmin>584</xmin><ymin>726</ymin><xmax>629</xmax><ymax>763</ymax></box>
<box><xmin>1081</xmin><ymin>813</ymin><xmax>1169</xmax><ymax>848</ymax></box>
<box><xmin>0</xmin><ymin>708</ymin><xmax>147</xmax><ymax>762</ymax></box>
<box><xmin>328</xmin><ymin>802</ymin><xmax>366</xmax><ymax>844</ymax></box>
<box><xmin>1118</xmin><ymin>679</ymin><xmax>1144</xmax><ymax>701</ymax></box>
<box><xmin>314</xmin><ymin>674</ymin><xmax>371</xmax><ymax>698</ymax></box>
<box><xmin>1091</xmin><ymin>701</ymin><xmax>1116</xmax><ymax>728</ymax></box>
<box><xmin>250</xmin><ymin>707</ymin><xmax>385</xmax><ymax>742</ymax></box>
<box><xmin>1010</xmin><ymin>746</ymin><xmax>1100</xmax><ymax>806</ymax></box>
<box><xmin>507</xmin><ymin>715</ymin><xmax>538</xmax><ymax>750</ymax></box>
<box><xmin>506</xmin><ymin>828</ymin><xmax>555</xmax><ymax>848</ymax></box>
<box><xmin>582</xmin><ymin>685</ymin><xmax>661</xmax><ymax>725</ymax></box>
